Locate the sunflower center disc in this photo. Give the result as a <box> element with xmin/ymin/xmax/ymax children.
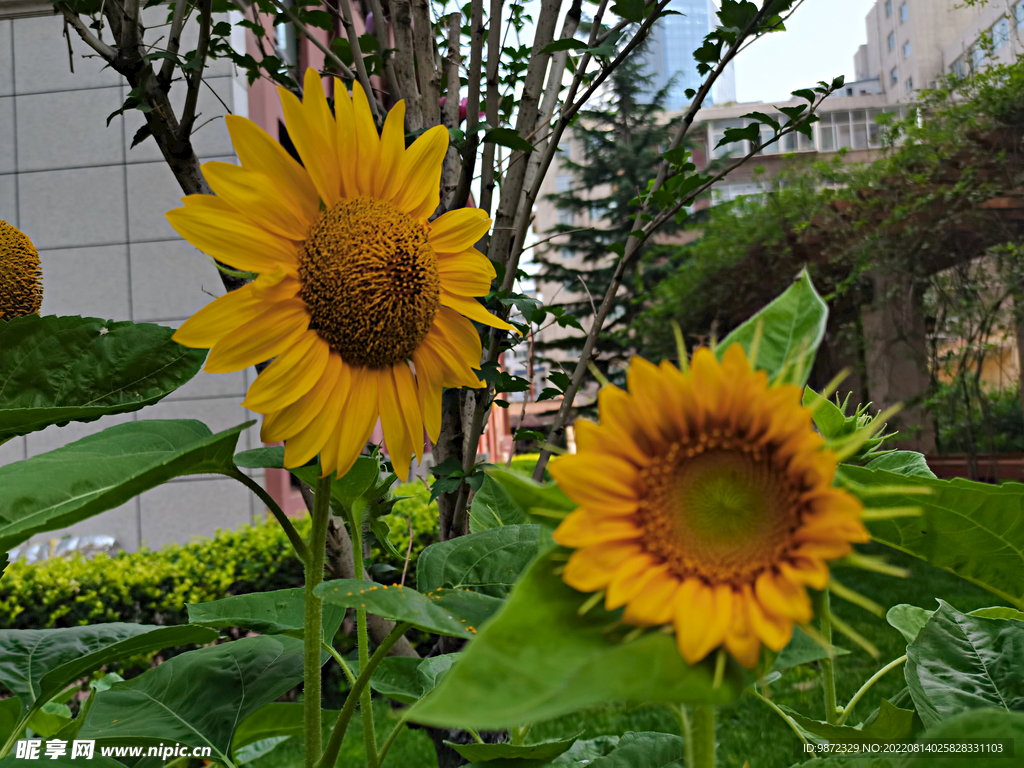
<box><xmin>638</xmin><ymin>444</ymin><xmax>800</xmax><ymax>584</ymax></box>
<box><xmin>298</xmin><ymin>197</ymin><xmax>441</xmax><ymax>369</ymax></box>
<box><xmin>0</xmin><ymin>220</ymin><xmax>44</xmax><ymax>321</ymax></box>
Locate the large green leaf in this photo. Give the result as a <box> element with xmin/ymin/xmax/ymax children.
<box><xmin>905</xmin><ymin>601</ymin><xmax>1024</xmax><ymax>728</ymax></box>
<box><xmin>554</xmin><ymin>732</ymin><xmax>686</xmax><ymax>768</ymax></box>
<box><xmin>887</xmin><ymin>605</ymin><xmax>935</xmax><ymax>645</ymax></box>
<box><xmin>865</xmin><ymin>452</ymin><xmax>936</xmax><ymax>478</ymax></box>
<box><xmin>447</xmin><ymin>736</ymin><xmax>578</xmax><ymax>766</ymax></box>
<box><xmin>484</xmin><ymin>468</ymin><xmax>576</xmax><ymax>524</ymax></box>
<box><xmin>234</xmin><ymin>447</ymin><xmax>380</xmax><ymax>510</ymax></box>
<box><xmin>0</xmin><ymin>419</ymin><xmax>249</xmax><ymax>553</ymax></box>
<box><xmin>469</xmin><ymin>475</ymin><xmax>526</xmax><ymax>533</ymax></box>
<box><xmin>187</xmin><ymin>588</ymin><xmax>347</xmax><ymax>642</ymax></box>
<box><xmin>782</xmin><ymin>699</ymin><xmax>918</xmax><ymax>744</ymax></box>
<box><xmin>840</xmin><ymin>466</ymin><xmax>1024</xmax><ymax>609</ymax></box>
<box><xmin>230</xmin><ymin>702</ymin><xmax>339</xmax><ymax>756</ymax></box>
<box><xmin>0</xmin><ymin>752</ymin><xmax>125</xmax><ymax>767</ymax></box>
<box><xmin>771</xmin><ymin>627</ymin><xmax>849</xmax><ymax>672</ymax></box>
<box><xmin>78</xmin><ymin>636</ymin><xmax>307</xmax><ymax>763</ymax></box>
<box><xmin>903</xmin><ymin>709</ymin><xmax>1024</xmax><ymax>768</ymax></box>
<box><xmin>0</xmin><ymin>624</ymin><xmax>216</xmax><ymax>714</ymax></box>
<box><xmin>717</xmin><ymin>270</ymin><xmax>827</xmax><ymax>386</ymax></box>
<box><xmin>0</xmin><ymin>315</ymin><xmax>205</xmax><ymax>442</ymax></box>
<box><xmin>0</xmin><ymin>699</ymin><xmax>20</xmax><ymax>745</ymax></box>
<box><xmin>408</xmin><ymin>552</ymin><xmax>747</xmax><ymax>729</ymax></box>
<box><xmin>416</xmin><ymin>524</ymin><xmax>541</xmax><ymax>597</ymax></box>
<box><xmin>366</xmin><ymin>654</ymin><xmax>458</xmax><ymax>704</ymax></box>
<box><xmin>316</xmin><ymin>579</ymin><xmax>502</xmax><ymax>637</ymax></box>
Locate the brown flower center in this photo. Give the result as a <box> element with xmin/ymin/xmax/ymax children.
<box><xmin>0</xmin><ymin>220</ymin><xmax>43</xmax><ymax>321</ymax></box>
<box><xmin>637</xmin><ymin>437</ymin><xmax>802</xmax><ymax>585</ymax></box>
<box><xmin>298</xmin><ymin>197</ymin><xmax>440</xmax><ymax>369</ymax></box>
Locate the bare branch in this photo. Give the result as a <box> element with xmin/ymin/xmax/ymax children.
<box><xmin>451</xmin><ymin>0</ymin><xmax>485</xmax><ymax>210</ymax></box>
<box><xmin>158</xmin><ymin>0</ymin><xmax>188</xmax><ymax>89</ymax></box>
<box><xmin>267</xmin><ymin>0</ymin><xmax>358</xmax><ymax>83</ymax></box>
<box><xmin>364</xmin><ymin>0</ymin><xmax>403</xmax><ymax>105</ymax></box>
<box><xmin>476</xmin><ymin>0</ymin><xmax>505</xmax><ymax>216</ymax></box>
<box><xmin>338</xmin><ymin>0</ymin><xmax>382</xmax><ymax>121</ymax></box>
<box><xmin>179</xmin><ymin>0</ymin><xmax>212</xmax><ymax>138</ymax></box>
<box><xmin>411</xmin><ymin>0</ymin><xmax>441</xmax><ymax>127</ymax></box>
<box><xmin>55</xmin><ymin>3</ymin><xmax>117</xmax><ymax>60</ymax></box>
<box><xmin>440</xmin><ymin>12</ymin><xmax>462</xmax><ymax>208</ymax></box>
<box><xmin>391</xmin><ymin>0</ymin><xmax>425</xmax><ymax>130</ymax></box>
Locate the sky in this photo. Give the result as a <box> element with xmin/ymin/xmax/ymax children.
<box><xmin>733</xmin><ymin>0</ymin><xmax>879</xmax><ymax>104</ymax></box>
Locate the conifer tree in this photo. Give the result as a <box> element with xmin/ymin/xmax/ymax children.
<box><xmin>534</xmin><ymin>47</ymin><xmax>685</xmax><ymax>375</ymax></box>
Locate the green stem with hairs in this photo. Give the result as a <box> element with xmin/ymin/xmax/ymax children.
<box><xmin>691</xmin><ymin>705</ymin><xmax>716</xmax><ymax>768</ymax></box>
<box><xmin>304</xmin><ymin>472</ymin><xmax>332</xmax><ymax>768</ymax></box>
<box><xmin>819</xmin><ymin>590</ymin><xmax>841</xmax><ymax>725</ymax></box>
<box><xmin>839</xmin><ymin>655</ymin><xmax>907</xmax><ymax>726</ymax></box>
<box><xmin>348</xmin><ymin>501</ymin><xmax>378</xmax><ymax>768</ymax></box>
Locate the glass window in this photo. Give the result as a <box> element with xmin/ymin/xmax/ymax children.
<box><xmin>888</xmin><ymin>32</ymin><xmax>896</xmax><ymax>50</ymax></box>
<box><xmin>1017</xmin><ymin>1</ymin><xmax>1024</xmax><ymax>26</ymax></box>
<box><xmin>557</xmin><ymin>141</ymin><xmax>572</xmax><ymax>158</ymax></box>
<box><xmin>906</xmin><ymin>76</ymin><xmax>914</xmax><ymax>92</ymax></box>
<box><xmin>818</xmin><ymin>113</ymin><xmax>835</xmax><ymax>151</ymax></box>
<box><xmin>710</xmin><ymin>119</ymin><xmax>746</xmax><ymax>159</ymax></box>
<box><xmin>557</xmin><ymin>209</ymin><xmax>573</xmax><ymax>225</ymax></box>
<box><xmin>555</xmin><ymin>175</ymin><xmax>573</xmax><ymax>192</ymax></box>
<box><xmin>971</xmin><ymin>43</ymin><xmax>986</xmax><ymax>70</ymax></box>
<box><xmin>891</xmin><ymin>66</ymin><xmax>899</xmax><ymax>85</ymax></box>
<box><xmin>992</xmin><ymin>17</ymin><xmax>1010</xmax><ymax>51</ymax></box>
<box><xmin>560</xmin><ymin>248</ymin><xmax>574</xmax><ymax>260</ymax></box>
<box><xmin>886</xmin><ymin>0</ymin><xmax>892</xmax><ymax>16</ymax></box>
<box><xmin>900</xmin><ymin>3</ymin><xmax>907</xmax><ymax>22</ymax></box>
<box><xmin>835</xmin><ymin>111</ymin><xmax>852</xmax><ymax>149</ymax></box>
<box><xmin>903</xmin><ymin>41</ymin><xmax>911</xmax><ymax>58</ymax></box>
<box><xmin>951</xmin><ymin>56</ymin><xmax>967</xmax><ymax>78</ymax></box>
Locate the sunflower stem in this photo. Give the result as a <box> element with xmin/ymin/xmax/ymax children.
<box><xmin>349</xmin><ymin>501</ymin><xmax>379</xmax><ymax>768</ymax></box>
<box><xmin>818</xmin><ymin>590</ymin><xmax>841</xmax><ymax>725</ymax></box>
<box><xmin>677</xmin><ymin>706</ymin><xmax>693</xmax><ymax>768</ymax></box>
<box><xmin>304</xmin><ymin>472</ymin><xmax>332</xmax><ymax>768</ymax></box>
<box><xmin>839</xmin><ymin>655</ymin><xmax>907</xmax><ymax>726</ymax></box>
<box><xmin>690</xmin><ymin>705</ymin><xmax>716</xmax><ymax>768</ymax></box>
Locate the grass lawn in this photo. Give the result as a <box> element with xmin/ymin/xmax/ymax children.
<box><xmin>252</xmin><ymin>544</ymin><xmax>1000</xmax><ymax>767</ymax></box>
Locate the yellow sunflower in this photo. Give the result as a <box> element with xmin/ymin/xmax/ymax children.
<box><xmin>550</xmin><ymin>345</ymin><xmax>869</xmax><ymax>668</ymax></box>
<box><xmin>0</xmin><ymin>220</ymin><xmax>43</xmax><ymax>321</ymax></box>
<box><xmin>169</xmin><ymin>69</ymin><xmax>511</xmax><ymax>481</ymax></box>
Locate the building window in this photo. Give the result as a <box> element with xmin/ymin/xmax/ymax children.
<box><xmin>560</xmin><ymin>248</ymin><xmax>574</xmax><ymax>260</ymax></box>
<box><xmin>992</xmin><ymin>17</ymin><xmax>1010</xmax><ymax>51</ymax></box>
<box><xmin>891</xmin><ymin>66</ymin><xmax>899</xmax><ymax>85</ymax></box>
<box><xmin>888</xmin><ymin>32</ymin><xmax>896</xmax><ymax>50</ymax></box>
<box><xmin>555</xmin><ymin>175</ymin><xmax>573</xmax><ymax>192</ymax></box>
<box><xmin>971</xmin><ymin>43</ymin><xmax>986</xmax><ymax>70</ymax></box>
<box><xmin>906</xmin><ymin>76</ymin><xmax>914</xmax><ymax>92</ymax></box>
<box><xmin>557</xmin><ymin>209</ymin><xmax>573</xmax><ymax>226</ymax></box>
<box><xmin>951</xmin><ymin>56</ymin><xmax>967</xmax><ymax>78</ymax></box>
<box><xmin>557</xmin><ymin>141</ymin><xmax>572</xmax><ymax>159</ymax></box>
<box><xmin>903</xmin><ymin>41</ymin><xmax>911</xmax><ymax>58</ymax></box>
<box><xmin>900</xmin><ymin>3</ymin><xmax>907</xmax><ymax>22</ymax></box>
<box><xmin>885</xmin><ymin>0</ymin><xmax>892</xmax><ymax>16</ymax></box>
<box><xmin>1017</xmin><ymin>1</ymin><xmax>1024</xmax><ymax>26</ymax></box>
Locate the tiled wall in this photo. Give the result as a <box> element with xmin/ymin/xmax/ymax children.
<box><xmin>0</xmin><ymin>10</ymin><xmax>272</xmax><ymax>553</ymax></box>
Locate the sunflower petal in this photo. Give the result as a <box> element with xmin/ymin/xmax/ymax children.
<box><xmin>438</xmin><ymin>251</ymin><xmax>496</xmax><ymax>297</ymax></box>
<box><xmin>429</xmin><ymin>208</ymin><xmax>492</xmax><ymax>253</ymax></box>
<box><xmin>394</xmin><ymin>125</ymin><xmax>449</xmax><ymax>219</ymax></box>
<box><xmin>440</xmin><ymin>290</ymin><xmax>514</xmax><ymax>330</ymax></box>
<box><xmin>284</xmin><ymin>360</ymin><xmax>350</xmax><ymax>469</ymax></box>
<box><xmin>605</xmin><ymin>554</ymin><xmax>663</xmax><ymax>610</ymax></box>
<box><xmin>548</xmin><ymin>453</ymin><xmax>639</xmax><ymax>506</ymax></box>
<box><xmin>202</xmin><ymin>161</ymin><xmax>310</xmax><ymax>240</ymax></box>
<box><xmin>206</xmin><ymin>300</ymin><xmax>310</xmax><ymax>374</ymax></box>
<box><xmin>225</xmin><ymin>114</ymin><xmax>319</xmax><ymax>222</ymax></box>
<box><xmin>333</xmin><ymin>82</ymin><xmax>359</xmax><ymax>198</ymax></box>
<box><xmin>393</xmin><ymin>362</ymin><xmax>425</xmax><ymax>465</ymax></box>
<box><xmin>674</xmin><ymin>579</ymin><xmax>731</xmax><ymax>665</ymax></box>
<box><xmin>563</xmin><ymin>542</ymin><xmax>643</xmax><ymax>593</ymax></box>
<box><xmin>412</xmin><ymin>345</ymin><xmax>445</xmax><ymax>442</ymax></box>
<box><xmin>379</xmin><ymin>368</ymin><xmax>413</xmax><ymax>482</ymax></box>
<box><xmin>166</xmin><ymin>198</ymin><xmax>299</xmax><ymax>274</ymax></box>
<box><xmin>261</xmin><ymin>353</ymin><xmax>343</xmax><ymax>442</ymax></box>
<box><xmin>278</xmin><ymin>79</ymin><xmax>340</xmax><ymax>207</ymax></box>
<box><xmin>553</xmin><ymin>509</ymin><xmax>642</xmax><ymax>548</ymax></box>
<box><xmin>332</xmin><ymin>365</ymin><xmax>381</xmax><ymax>478</ymax></box>
<box><xmin>242</xmin><ymin>332</ymin><xmax>330</xmax><ymax>413</ymax></box>
<box><xmin>743</xmin><ymin>584</ymin><xmax>792</xmax><ymax>652</ymax></box>
<box><xmin>351</xmin><ymin>82</ymin><xmax>382</xmax><ymax>198</ymax></box>
<box><xmin>623</xmin><ymin>570</ymin><xmax>680</xmax><ymax>626</ymax></box>
<box><xmin>755</xmin><ymin>570</ymin><xmax>813</xmax><ymax>623</ymax></box>
<box><xmin>373</xmin><ymin>98</ymin><xmax>404</xmax><ymax>198</ymax></box>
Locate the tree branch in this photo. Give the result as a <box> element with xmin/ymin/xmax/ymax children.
<box><xmin>364</xmin><ymin>0</ymin><xmax>403</xmax><ymax>105</ymax></box>
<box><xmin>158</xmin><ymin>0</ymin><xmax>189</xmax><ymax>90</ymax></box>
<box><xmin>179</xmin><ymin>0</ymin><xmax>211</xmax><ymax>139</ymax></box>
<box><xmin>391</xmin><ymin>0</ymin><xmax>424</xmax><ymax>130</ymax></box>
<box><xmin>55</xmin><ymin>3</ymin><xmax>117</xmax><ymax>60</ymax></box>
<box><xmin>476</xmin><ymin>0</ymin><xmax>505</xmax><ymax>216</ymax></box>
<box><xmin>450</xmin><ymin>0</ymin><xmax>485</xmax><ymax>210</ymax></box>
<box><xmin>267</xmin><ymin>0</ymin><xmax>358</xmax><ymax>83</ymax></box>
<box><xmin>440</xmin><ymin>12</ymin><xmax>462</xmax><ymax>208</ymax></box>
<box><xmin>411</xmin><ymin>0</ymin><xmax>441</xmax><ymax>127</ymax></box>
<box><xmin>338</xmin><ymin>0</ymin><xmax>382</xmax><ymax>121</ymax></box>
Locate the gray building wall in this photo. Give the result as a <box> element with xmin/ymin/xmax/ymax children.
<box><xmin>0</xmin><ymin>5</ymin><xmax>270</xmax><ymax>554</ymax></box>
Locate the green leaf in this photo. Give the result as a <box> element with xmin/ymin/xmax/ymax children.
<box><xmin>316</xmin><ymin>580</ymin><xmax>502</xmax><ymax>638</ymax></box>
<box><xmin>483</xmin><ymin>127</ymin><xmax>536</xmax><ymax>153</ymax></box>
<box><xmin>781</xmin><ymin>699</ymin><xmax>918</xmax><ymax>744</ymax></box>
<box><xmin>470</xmin><ymin>475</ymin><xmax>527</xmax><ymax>533</ymax></box>
<box><xmin>905</xmin><ymin>601</ymin><xmax>1024</xmax><ymax>728</ymax></box>
<box><xmin>557</xmin><ymin>732</ymin><xmax>685</xmax><ymax>767</ymax></box>
<box><xmin>408</xmin><ymin>552</ymin><xmax>746</xmax><ymax>729</ymax></box>
<box><xmin>865</xmin><ymin>452</ymin><xmax>936</xmax><ymax>478</ymax></box>
<box><xmin>840</xmin><ymin>466</ymin><xmax>1024</xmax><ymax>610</ymax></box>
<box><xmin>78</xmin><ymin>636</ymin><xmax>307</xmax><ymax>762</ymax></box>
<box><xmin>0</xmin><ymin>624</ymin><xmax>216</xmax><ymax>714</ymax></box>
<box><xmin>610</xmin><ymin>0</ymin><xmax>644</xmax><ymax>22</ymax></box>
<box><xmin>484</xmin><ymin>468</ymin><xmax>576</xmax><ymax>524</ymax></box>
<box><xmin>771</xmin><ymin>627</ymin><xmax>849</xmax><ymax>672</ymax></box>
<box><xmin>26</xmin><ymin>701</ymin><xmax>72</xmax><ymax>737</ymax></box>
<box><xmin>0</xmin><ymin>698</ymin><xmax>21</xmax><ymax>745</ymax></box>
<box><xmin>540</xmin><ymin>38</ymin><xmax>588</xmax><ymax>54</ymax></box>
<box><xmin>0</xmin><ymin>420</ymin><xmax>249</xmax><ymax>554</ymax></box>
<box><xmin>969</xmin><ymin>607</ymin><xmax>1024</xmax><ymax>621</ymax></box>
<box><xmin>0</xmin><ymin>315</ymin><xmax>205</xmax><ymax>442</ymax></box>
<box><xmin>717</xmin><ymin>270</ymin><xmax>827</xmax><ymax>386</ymax></box>
<box><xmin>447</xmin><ymin>736</ymin><xmax>579</xmax><ymax>766</ymax></box>
<box><xmin>901</xmin><ymin>709</ymin><xmax>1024</xmax><ymax>767</ymax></box>
<box><xmin>187</xmin><ymin>588</ymin><xmax>347</xmax><ymax>642</ymax></box>
<box><xmin>0</xmin><ymin>751</ymin><xmax>124</xmax><ymax>767</ymax></box>
<box><xmin>416</xmin><ymin>525</ymin><xmax>541</xmax><ymax>598</ymax></box>
<box><xmin>230</xmin><ymin>702</ymin><xmax>339</xmax><ymax>757</ymax></box>
<box><xmin>234</xmin><ymin>447</ymin><xmax>380</xmax><ymax>511</ymax></box>
<box><xmin>366</xmin><ymin>654</ymin><xmax>458</xmax><ymax>704</ymax></box>
<box><xmin>887</xmin><ymin>604</ymin><xmax>934</xmax><ymax>645</ymax></box>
